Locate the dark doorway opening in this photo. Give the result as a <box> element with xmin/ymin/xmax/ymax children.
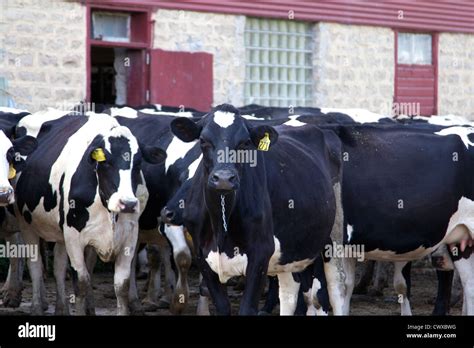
<box><xmin>91</xmin><ymin>46</ymin><xmax>117</xmax><ymax>105</ymax></box>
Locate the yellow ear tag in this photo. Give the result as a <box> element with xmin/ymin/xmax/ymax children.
<box><xmin>8</xmin><ymin>165</ymin><xmax>16</xmax><ymax>179</ymax></box>
<box><xmin>92</xmin><ymin>148</ymin><xmax>106</xmax><ymax>162</ymax></box>
<box><xmin>258</xmin><ymin>132</ymin><xmax>271</xmax><ymax>151</ymax></box>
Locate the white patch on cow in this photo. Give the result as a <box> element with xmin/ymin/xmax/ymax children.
<box><xmin>109</xmin><ymin>107</ymin><xmax>137</xmax><ymax>118</ymax></box>
<box><xmin>163</xmin><ymin>224</ymin><xmax>189</xmax><ymax>258</ymax></box>
<box><xmin>267</xmin><ymin>237</ymin><xmax>314</xmax><ymax>275</ymax></box>
<box><xmin>415</xmin><ymin>114</ymin><xmax>473</xmax><ymax>127</ymax></box>
<box><xmin>346</xmin><ymin>224</ymin><xmax>353</xmax><ymax>242</ymax></box>
<box><xmin>309</xmin><ymin>277</ymin><xmax>328</xmax><ymax>316</ymax></box>
<box><xmin>213</xmin><ymin>111</ymin><xmax>235</xmax><ymax>128</ymax></box>
<box><xmin>104</xmin><ymin>126</ymin><xmax>139</xmax><ymax>213</ymax></box>
<box><xmin>435</xmin><ymin>126</ymin><xmax>474</xmax><ymax>149</ymax></box>
<box><xmin>0</xmin><ymin>131</ymin><xmax>13</xmax><ymax>197</ymax></box>
<box><xmin>205</xmin><ymin>249</ymin><xmax>248</xmax><ymax>283</ymax></box>
<box><xmin>365</xmin><ymin>246</ymin><xmax>434</xmax><ymax>262</ymax></box>
<box><xmin>442</xmin><ymin>196</ymin><xmax>474</xmax><ymax>244</ymax></box>
<box><xmin>187</xmin><ymin>154</ymin><xmax>202</xmax><ymax>180</ymax></box>
<box><xmin>283</xmin><ymin>115</ymin><xmax>305</xmax><ymax>127</ymax></box>
<box><xmin>321</xmin><ymin>108</ymin><xmax>386</xmax><ymax>124</ymax></box>
<box><xmin>140</xmin><ymin>109</ymin><xmax>194</xmax><ymax>118</ymax></box>
<box><xmin>242</xmin><ymin>114</ymin><xmax>263</xmax><ymax>120</ymax></box>
<box><xmin>165</xmin><ymin>136</ymin><xmax>197</xmax><ymax>173</ymax></box>
<box><xmin>277</xmin><ymin>272</ymin><xmax>300</xmax><ymax>315</ymax></box>
<box><xmin>18</xmin><ymin>108</ymin><xmax>72</xmax><ymax>138</ymax></box>
<box><xmin>453</xmin><ymin>255</ymin><xmax>474</xmax><ymax>315</ymax></box>
<box><xmin>0</xmin><ymin>107</ymin><xmax>28</xmax><ymax>114</ymax></box>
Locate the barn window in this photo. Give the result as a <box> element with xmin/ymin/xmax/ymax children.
<box><xmin>92</xmin><ymin>12</ymin><xmax>131</xmax><ymax>43</ymax></box>
<box><xmin>244</xmin><ymin>18</ymin><xmax>313</xmax><ymax>107</ymax></box>
<box><xmin>397</xmin><ymin>33</ymin><xmax>432</xmax><ymax>65</ymax></box>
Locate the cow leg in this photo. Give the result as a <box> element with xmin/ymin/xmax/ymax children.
<box><xmin>311</xmin><ymin>257</ymin><xmax>330</xmax><ymax>316</ymax></box>
<box><xmin>277</xmin><ymin>272</ymin><xmax>300</xmax><ymax>315</ymax></box>
<box><xmin>259</xmin><ymin>276</ymin><xmax>279</xmax><ymax>315</ymax></box>
<box><xmin>114</xmin><ymin>243</ymin><xmax>137</xmax><ymax>316</ymax></box>
<box><xmin>393</xmin><ymin>261</ymin><xmax>412</xmax><ymax>315</ymax></box>
<box><xmin>454</xmin><ymin>253</ymin><xmax>474</xmax><ymax>315</ymax></box>
<box><xmin>83</xmin><ymin>246</ymin><xmax>97</xmax><ymax>315</ymax></box>
<box><xmin>324</xmin><ymin>257</ymin><xmax>346</xmax><ymax>315</ymax></box>
<box><xmin>342</xmin><ymin>257</ymin><xmax>356</xmax><ymax>315</ymax></box>
<box><xmin>158</xmin><ymin>240</ymin><xmax>175</xmax><ymax>307</ymax></box>
<box><xmin>2</xmin><ymin>232</ymin><xmax>24</xmax><ymax>308</ymax></box>
<box><xmin>432</xmin><ymin>270</ymin><xmax>453</xmax><ymax>316</ymax></box>
<box><xmin>53</xmin><ymin>243</ymin><xmax>70</xmax><ymax>315</ymax></box>
<box><xmin>372</xmin><ymin>261</ymin><xmax>389</xmax><ymax>296</ymax></box>
<box><xmin>21</xmin><ymin>228</ymin><xmax>46</xmax><ymax>315</ymax></box>
<box><xmin>64</xmin><ymin>234</ymin><xmax>94</xmax><ymax>315</ymax></box>
<box><xmin>198</xmin><ymin>256</ymin><xmax>230</xmax><ymax>315</ymax></box>
<box><xmin>196</xmin><ymin>274</ymin><xmax>210</xmax><ymax>316</ymax></box>
<box><xmin>164</xmin><ymin>225</ymin><xmax>192</xmax><ymax>315</ymax></box>
<box><xmin>239</xmin><ymin>256</ymin><xmax>268</xmax><ymax>315</ymax></box>
<box><xmin>128</xmin><ymin>243</ymin><xmax>144</xmax><ymax>315</ymax></box>
<box><xmin>353</xmin><ymin>260</ymin><xmax>375</xmax><ymax>295</ymax></box>
<box><xmin>142</xmin><ymin>244</ymin><xmax>162</xmax><ymax>310</ymax></box>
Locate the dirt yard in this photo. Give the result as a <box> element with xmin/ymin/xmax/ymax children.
<box><xmin>0</xmin><ymin>261</ymin><xmax>463</xmax><ymax>316</ymax></box>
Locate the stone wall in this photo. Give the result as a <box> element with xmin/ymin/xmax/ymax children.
<box><xmin>0</xmin><ymin>0</ymin><xmax>86</xmax><ymax>111</ymax></box>
<box><xmin>438</xmin><ymin>33</ymin><xmax>474</xmax><ymax>119</ymax></box>
<box><xmin>152</xmin><ymin>9</ymin><xmax>246</xmax><ymax>107</ymax></box>
<box><xmin>313</xmin><ymin>22</ymin><xmax>395</xmax><ymax>115</ymax></box>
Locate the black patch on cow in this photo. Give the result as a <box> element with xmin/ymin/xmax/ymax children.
<box><xmin>58</xmin><ymin>173</ymin><xmax>65</xmax><ymax>231</ymax></box>
<box><xmin>16</xmin><ymin>116</ymin><xmax>88</xmax><ymax>215</ymax></box>
<box><xmin>66</xmin><ymin>136</ymin><xmax>103</xmax><ymax>232</ymax></box>
<box><xmin>96</xmin><ymin>135</ymin><xmax>131</xmax><ymax>207</ymax></box>
<box><xmin>23</xmin><ymin>210</ymin><xmax>32</xmax><ymax>224</ymax></box>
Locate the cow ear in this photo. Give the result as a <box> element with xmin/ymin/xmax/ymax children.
<box><xmin>141</xmin><ymin>144</ymin><xmax>167</xmax><ymax>164</ymax></box>
<box><xmin>249</xmin><ymin>125</ymin><xmax>278</xmax><ymax>151</ymax></box>
<box><xmin>170</xmin><ymin>117</ymin><xmax>201</xmax><ymax>142</ymax></box>
<box><xmin>12</xmin><ymin>135</ymin><xmax>37</xmax><ymax>156</ymax></box>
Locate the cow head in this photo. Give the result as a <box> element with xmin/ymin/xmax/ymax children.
<box><xmin>89</xmin><ymin>126</ymin><xmax>166</xmax><ymax>213</ymax></box>
<box><xmin>0</xmin><ymin>131</ymin><xmax>37</xmax><ymax>205</ymax></box>
<box><xmin>171</xmin><ymin>104</ymin><xmax>278</xmax><ymax>193</ymax></box>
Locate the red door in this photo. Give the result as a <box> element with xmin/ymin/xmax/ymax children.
<box><xmin>149</xmin><ymin>49</ymin><xmax>213</xmax><ymax>112</ymax></box>
<box><xmin>394</xmin><ymin>32</ymin><xmax>438</xmax><ymax>116</ymax></box>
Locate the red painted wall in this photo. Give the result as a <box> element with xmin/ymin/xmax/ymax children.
<box><xmin>89</xmin><ymin>1</ymin><xmax>474</xmax><ymax>34</ymax></box>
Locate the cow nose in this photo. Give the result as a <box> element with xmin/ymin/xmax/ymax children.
<box><xmin>161</xmin><ymin>207</ymin><xmax>175</xmax><ymax>224</ymax></box>
<box><xmin>0</xmin><ymin>187</ymin><xmax>14</xmax><ymax>206</ymax></box>
<box><xmin>119</xmin><ymin>198</ymin><xmax>138</xmax><ymax>213</ymax></box>
<box><xmin>209</xmin><ymin>169</ymin><xmax>238</xmax><ymax>191</ymax></box>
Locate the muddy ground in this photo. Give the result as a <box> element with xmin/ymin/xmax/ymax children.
<box><xmin>0</xmin><ymin>260</ymin><xmax>463</xmax><ymax>316</ymax></box>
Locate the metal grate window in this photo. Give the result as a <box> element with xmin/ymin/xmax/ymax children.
<box><xmin>244</xmin><ymin>18</ymin><xmax>313</xmax><ymax>107</ymax></box>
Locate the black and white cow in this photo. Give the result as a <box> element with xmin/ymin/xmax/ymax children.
<box><xmin>0</xmin><ymin>107</ymin><xmax>38</xmax><ymax>308</ymax></box>
<box><xmin>169</xmin><ymin>104</ymin><xmax>346</xmax><ymax>315</ymax></box>
<box><xmin>106</xmin><ymin>106</ymin><xmax>204</xmax><ymax>314</ymax></box>
<box><xmin>14</xmin><ymin>112</ymin><xmax>165</xmax><ymax>315</ymax></box>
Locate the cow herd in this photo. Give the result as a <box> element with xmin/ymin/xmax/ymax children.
<box><xmin>0</xmin><ymin>103</ymin><xmax>473</xmax><ymax>316</ymax></box>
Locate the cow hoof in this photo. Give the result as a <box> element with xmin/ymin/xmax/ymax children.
<box><xmin>170</xmin><ymin>298</ymin><xmax>186</xmax><ymax>315</ymax></box>
<box><xmin>85</xmin><ymin>307</ymin><xmax>96</xmax><ymax>316</ymax></box>
<box><xmin>41</xmin><ymin>301</ymin><xmax>49</xmax><ymax>311</ymax></box>
<box><xmin>54</xmin><ymin>306</ymin><xmax>70</xmax><ymax>316</ymax></box>
<box><xmin>258</xmin><ymin>310</ymin><xmax>271</xmax><ymax>316</ymax></box>
<box><xmin>141</xmin><ymin>299</ymin><xmax>159</xmax><ymax>312</ymax></box>
<box><xmin>31</xmin><ymin>305</ymin><xmax>44</xmax><ymax>316</ymax></box>
<box><xmin>3</xmin><ymin>292</ymin><xmax>22</xmax><ymax>308</ymax></box>
<box><xmin>129</xmin><ymin>300</ymin><xmax>144</xmax><ymax>315</ymax></box>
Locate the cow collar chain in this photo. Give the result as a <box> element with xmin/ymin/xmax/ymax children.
<box><xmin>220</xmin><ymin>194</ymin><xmax>228</xmax><ymax>233</ymax></box>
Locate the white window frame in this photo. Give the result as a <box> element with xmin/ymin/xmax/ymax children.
<box><xmin>244</xmin><ymin>18</ymin><xmax>314</xmax><ymax>107</ymax></box>
<box><xmin>92</xmin><ymin>11</ymin><xmax>131</xmax><ymax>43</ymax></box>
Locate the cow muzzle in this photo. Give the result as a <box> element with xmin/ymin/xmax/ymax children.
<box><xmin>118</xmin><ymin>197</ymin><xmax>138</xmax><ymax>213</ymax></box>
<box><xmin>208</xmin><ymin>169</ymin><xmax>239</xmax><ymax>192</ymax></box>
<box><xmin>0</xmin><ymin>187</ymin><xmax>14</xmax><ymax>205</ymax></box>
